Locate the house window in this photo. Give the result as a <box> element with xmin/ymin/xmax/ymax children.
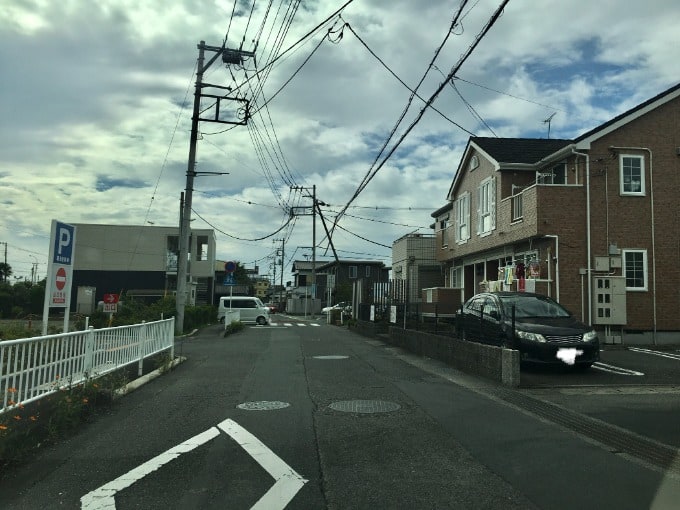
<box><xmin>455</xmin><ymin>192</ymin><xmax>470</xmax><ymax>243</ymax></box>
<box><xmin>622</xmin><ymin>249</ymin><xmax>647</xmax><ymax>290</ymax></box>
<box><xmin>197</xmin><ymin>235</ymin><xmax>209</xmax><ymax>261</ymax></box>
<box><xmin>537</xmin><ymin>163</ymin><xmax>566</xmax><ymax>185</ymax></box>
<box><xmin>349</xmin><ymin>266</ymin><xmax>357</xmax><ymax>278</ymax></box>
<box><xmin>477</xmin><ymin>177</ymin><xmax>496</xmax><ymax>236</ymax></box>
<box><xmin>450</xmin><ymin>266</ymin><xmax>463</xmax><ymax>288</ymax></box>
<box><xmin>469</xmin><ymin>155</ymin><xmax>479</xmax><ymax>171</ymax></box>
<box><xmin>620</xmin><ymin>155</ymin><xmax>645</xmax><ymax>195</ymax></box>
<box><xmin>365</xmin><ymin>266</ymin><xmax>371</xmax><ymax>277</ymax></box>
<box><xmin>439</xmin><ymin>213</ymin><xmax>450</xmax><ymax>248</ymax></box>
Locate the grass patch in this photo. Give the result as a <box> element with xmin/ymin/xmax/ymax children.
<box><xmin>223</xmin><ymin>321</ymin><xmax>245</xmax><ymax>337</ymax></box>
<box><xmin>0</xmin><ymin>371</ymin><xmax>128</xmax><ymax>471</ymax></box>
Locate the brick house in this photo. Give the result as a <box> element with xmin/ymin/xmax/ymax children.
<box><xmin>435</xmin><ymin>83</ymin><xmax>680</xmax><ymax>345</ymax></box>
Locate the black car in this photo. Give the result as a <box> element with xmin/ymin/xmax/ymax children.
<box><xmin>455</xmin><ymin>292</ymin><xmax>600</xmax><ymax>368</ymax></box>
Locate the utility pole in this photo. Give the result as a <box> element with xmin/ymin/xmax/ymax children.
<box><xmin>273</xmin><ymin>238</ymin><xmax>285</xmax><ymax>307</ymax></box>
<box><xmin>176</xmin><ymin>40</ymin><xmax>253</xmax><ymax>334</ymax></box>
<box><xmin>290</xmin><ymin>186</ymin><xmax>318</xmax><ymax>317</ymax></box>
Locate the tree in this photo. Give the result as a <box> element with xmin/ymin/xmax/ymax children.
<box><xmin>0</xmin><ymin>262</ymin><xmax>12</xmax><ymax>283</ymax></box>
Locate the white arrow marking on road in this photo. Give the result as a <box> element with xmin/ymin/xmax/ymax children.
<box><xmin>81</xmin><ymin>427</ymin><xmax>220</xmax><ymax>509</ymax></box>
<box><xmin>81</xmin><ymin>419</ymin><xmax>306</xmax><ymax>510</ymax></box>
<box><xmin>628</xmin><ymin>347</ymin><xmax>680</xmax><ymax>362</ymax></box>
<box><xmin>218</xmin><ymin>419</ymin><xmax>308</xmax><ymax>510</ymax></box>
<box><xmin>592</xmin><ymin>362</ymin><xmax>644</xmax><ymax>376</ymax></box>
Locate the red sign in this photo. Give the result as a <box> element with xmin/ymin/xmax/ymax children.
<box><xmin>55</xmin><ymin>267</ymin><xmax>67</xmax><ymax>290</ymax></box>
<box><xmin>103</xmin><ymin>293</ymin><xmax>119</xmax><ymax>304</ymax></box>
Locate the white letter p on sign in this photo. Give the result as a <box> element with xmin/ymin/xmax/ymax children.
<box><xmin>58</xmin><ymin>228</ymin><xmax>71</xmax><ymax>255</ymax></box>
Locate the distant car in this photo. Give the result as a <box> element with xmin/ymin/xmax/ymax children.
<box><xmin>264</xmin><ymin>303</ymin><xmax>277</xmax><ymax>313</ymax></box>
<box><xmin>322</xmin><ymin>302</ymin><xmax>351</xmax><ymax>314</ymax></box>
<box><xmin>455</xmin><ymin>292</ymin><xmax>599</xmax><ymax>368</ymax></box>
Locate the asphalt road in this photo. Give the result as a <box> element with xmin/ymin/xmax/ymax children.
<box><xmin>1</xmin><ymin>316</ymin><xmax>679</xmax><ymax>509</ymax></box>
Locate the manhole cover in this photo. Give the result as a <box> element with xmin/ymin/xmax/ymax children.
<box><xmin>313</xmin><ymin>355</ymin><xmax>349</xmax><ymax>360</ymax></box>
<box><xmin>237</xmin><ymin>401</ymin><xmax>291</xmax><ymax>411</ymax></box>
<box><xmin>329</xmin><ymin>400</ymin><xmax>401</xmax><ymax>414</ymax></box>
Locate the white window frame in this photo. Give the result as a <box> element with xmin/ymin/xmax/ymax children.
<box><xmin>349</xmin><ymin>265</ymin><xmax>357</xmax><ymax>279</ymax></box>
<box><xmin>620</xmin><ymin>154</ymin><xmax>645</xmax><ymax>195</ymax></box>
<box><xmin>477</xmin><ymin>176</ymin><xmax>496</xmax><ymax>236</ymax></box>
<box><xmin>622</xmin><ymin>249</ymin><xmax>648</xmax><ymax>291</ymax></box>
<box><xmin>455</xmin><ymin>192</ymin><xmax>470</xmax><ymax>244</ymax></box>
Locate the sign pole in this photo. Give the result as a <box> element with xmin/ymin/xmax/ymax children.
<box><xmin>42</xmin><ymin>220</ymin><xmax>76</xmax><ymax>335</ymax></box>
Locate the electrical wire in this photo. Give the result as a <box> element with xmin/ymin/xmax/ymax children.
<box><xmin>344</xmin><ymin>22</ymin><xmax>475</xmax><ymax>136</ymax></box>
<box><xmin>332</xmin><ymin>0</ymin><xmax>510</xmax><ymax>232</ymax></box>
<box><xmin>192</xmin><ymin>207</ymin><xmax>294</xmax><ymax>242</ymax></box>
<box><xmin>332</xmin><ymin>222</ymin><xmax>391</xmax><ymax>249</ymax></box>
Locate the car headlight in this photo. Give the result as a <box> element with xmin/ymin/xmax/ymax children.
<box><xmin>583</xmin><ymin>330</ymin><xmax>598</xmax><ymax>342</ymax></box>
<box><xmin>515</xmin><ymin>330</ymin><xmax>547</xmax><ymax>343</ymax></box>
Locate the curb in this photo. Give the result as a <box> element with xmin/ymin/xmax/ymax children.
<box><xmin>114</xmin><ymin>356</ymin><xmax>187</xmax><ymax>398</ymax></box>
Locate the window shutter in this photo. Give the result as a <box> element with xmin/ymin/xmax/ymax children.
<box><xmin>477</xmin><ymin>186</ymin><xmax>482</xmax><ymax>234</ymax></box>
<box><xmin>454</xmin><ymin>198</ymin><xmax>460</xmax><ymax>242</ymax></box>
<box><xmin>465</xmin><ymin>193</ymin><xmax>471</xmax><ymax>240</ymax></box>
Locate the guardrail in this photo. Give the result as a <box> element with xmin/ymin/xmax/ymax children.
<box><xmin>1</xmin><ymin>318</ymin><xmax>175</xmax><ymax>415</ymax></box>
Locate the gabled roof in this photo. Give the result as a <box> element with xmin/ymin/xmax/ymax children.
<box><xmin>446</xmin><ymin>137</ymin><xmax>573</xmax><ymax>200</ymax></box>
<box><xmin>471</xmin><ymin>137</ymin><xmax>573</xmax><ymax>165</ymax></box>
<box><xmin>316</xmin><ymin>260</ymin><xmax>387</xmax><ymax>271</ymax></box>
<box><xmin>575</xmin><ymin>82</ymin><xmax>680</xmax><ymax>148</ymax></box>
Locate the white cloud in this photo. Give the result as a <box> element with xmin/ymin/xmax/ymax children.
<box><xmin>1</xmin><ymin>0</ymin><xmax>679</xmax><ymax>281</ymax></box>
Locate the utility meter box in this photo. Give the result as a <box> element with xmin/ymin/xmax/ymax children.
<box><xmin>592</xmin><ymin>276</ymin><xmax>626</xmax><ymax>325</ymax></box>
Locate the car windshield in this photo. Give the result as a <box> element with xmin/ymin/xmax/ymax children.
<box><xmin>498</xmin><ymin>295</ymin><xmax>571</xmax><ymax>318</ymax></box>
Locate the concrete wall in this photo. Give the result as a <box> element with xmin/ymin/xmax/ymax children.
<box><xmin>349</xmin><ymin>320</ymin><xmax>519</xmax><ymax>387</ymax></box>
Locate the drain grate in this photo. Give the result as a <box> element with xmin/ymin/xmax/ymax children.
<box><xmin>313</xmin><ymin>355</ymin><xmax>349</xmax><ymax>360</ymax></box>
<box><xmin>237</xmin><ymin>401</ymin><xmax>290</xmax><ymax>411</ymax></box>
<box><xmin>329</xmin><ymin>399</ymin><xmax>401</xmax><ymax>414</ymax></box>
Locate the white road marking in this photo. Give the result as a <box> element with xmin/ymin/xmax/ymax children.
<box><xmin>592</xmin><ymin>362</ymin><xmax>644</xmax><ymax>376</ymax></box>
<box><xmin>81</xmin><ymin>427</ymin><xmax>220</xmax><ymax>509</ymax></box>
<box><xmin>81</xmin><ymin>419</ymin><xmax>306</xmax><ymax>510</ymax></box>
<box><xmin>628</xmin><ymin>347</ymin><xmax>680</xmax><ymax>362</ymax></box>
<box><xmin>310</xmin><ymin>323</ymin><xmax>320</xmax><ymax>327</ymax></box>
<box><xmin>218</xmin><ymin>419</ymin><xmax>308</xmax><ymax>510</ymax></box>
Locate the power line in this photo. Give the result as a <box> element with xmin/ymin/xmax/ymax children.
<box><xmin>333</xmin><ymin>0</ymin><xmax>511</xmax><ymax>231</ymax></box>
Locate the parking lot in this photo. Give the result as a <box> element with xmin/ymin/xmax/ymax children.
<box><xmin>520</xmin><ymin>345</ymin><xmax>680</xmax><ymax>388</ymax></box>
<box><xmin>519</xmin><ymin>345</ymin><xmax>680</xmax><ymax>449</ymax></box>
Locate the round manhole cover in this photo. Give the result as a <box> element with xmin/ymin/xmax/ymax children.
<box><xmin>313</xmin><ymin>355</ymin><xmax>349</xmax><ymax>360</ymax></box>
<box><xmin>237</xmin><ymin>401</ymin><xmax>291</xmax><ymax>411</ymax></box>
<box><xmin>329</xmin><ymin>400</ymin><xmax>401</xmax><ymax>414</ymax></box>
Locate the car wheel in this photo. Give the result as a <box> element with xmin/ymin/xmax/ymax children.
<box><xmin>220</xmin><ymin>317</ymin><xmax>225</xmax><ymax>324</ymax></box>
<box><xmin>256</xmin><ymin>316</ymin><xmax>267</xmax><ymax>326</ymax></box>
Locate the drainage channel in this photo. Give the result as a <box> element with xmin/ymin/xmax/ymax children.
<box><xmin>493</xmin><ymin>388</ymin><xmax>680</xmax><ymax>475</ymax></box>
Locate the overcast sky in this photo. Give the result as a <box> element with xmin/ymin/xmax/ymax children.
<box><xmin>1</xmin><ymin>0</ymin><xmax>679</xmax><ymax>285</ymax></box>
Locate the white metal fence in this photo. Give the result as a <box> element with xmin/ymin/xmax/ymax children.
<box><xmin>1</xmin><ymin>318</ymin><xmax>175</xmax><ymax>415</ymax></box>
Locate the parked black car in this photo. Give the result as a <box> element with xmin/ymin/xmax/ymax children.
<box><xmin>455</xmin><ymin>292</ymin><xmax>600</xmax><ymax>368</ymax></box>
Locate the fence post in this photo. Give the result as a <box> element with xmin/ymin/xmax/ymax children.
<box><xmin>170</xmin><ymin>317</ymin><xmax>175</xmax><ymax>360</ymax></box>
<box><xmin>138</xmin><ymin>321</ymin><xmax>147</xmax><ymax>376</ymax></box>
<box><xmin>83</xmin><ymin>326</ymin><xmax>95</xmax><ymax>377</ymax></box>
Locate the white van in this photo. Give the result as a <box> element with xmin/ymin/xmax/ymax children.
<box><xmin>217</xmin><ymin>296</ymin><xmax>270</xmax><ymax>325</ymax></box>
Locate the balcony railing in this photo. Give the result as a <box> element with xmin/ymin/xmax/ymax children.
<box><xmin>511</xmin><ymin>192</ymin><xmax>523</xmax><ymax>222</ymax></box>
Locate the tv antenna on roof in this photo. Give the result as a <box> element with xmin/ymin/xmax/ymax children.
<box><xmin>543</xmin><ymin>112</ymin><xmax>556</xmax><ymax>138</ymax></box>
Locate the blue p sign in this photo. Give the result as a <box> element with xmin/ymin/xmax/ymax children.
<box><xmin>53</xmin><ymin>221</ymin><xmax>75</xmax><ymax>265</ymax></box>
